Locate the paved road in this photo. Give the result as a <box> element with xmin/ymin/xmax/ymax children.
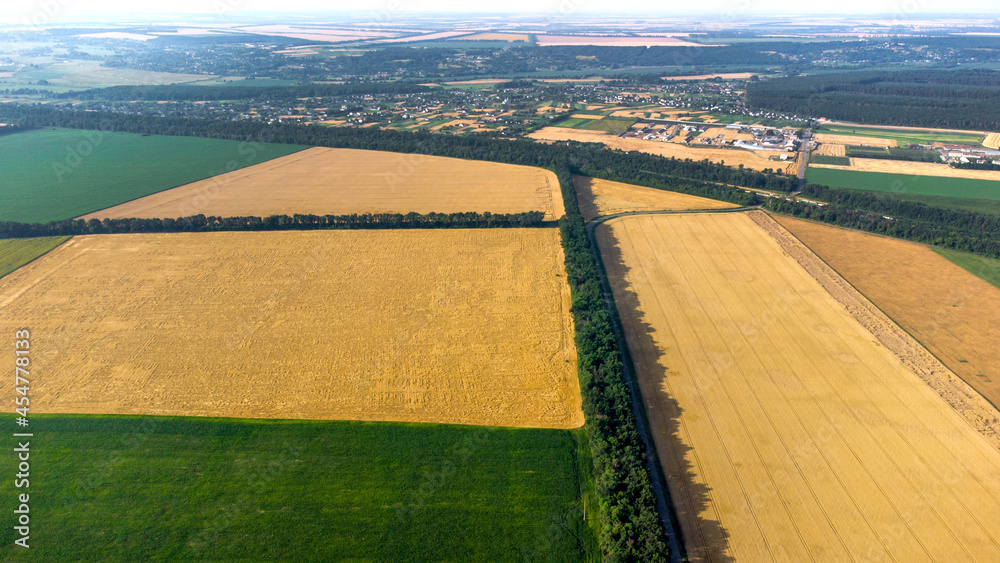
<box><xmin>797</xmin><ymin>127</ymin><xmax>812</xmax><ymax>192</ymax></box>
<box><xmin>582</xmin><ymin>206</ymin><xmax>757</xmax><ymax>563</ymax></box>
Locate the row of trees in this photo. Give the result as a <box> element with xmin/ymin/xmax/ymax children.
<box><xmin>0</xmin><ymin>212</ymin><xmax>546</xmax><ymax>239</ymax></box>
<box><xmin>58</xmin><ymin>82</ymin><xmax>435</xmax><ymax>102</ymax></box>
<box><xmin>554</xmin><ymin>166</ymin><xmax>670</xmax><ymax>562</ymax></box>
<box><xmin>747</xmin><ymin>70</ymin><xmax>1000</xmax><ymax>130</ymax></box>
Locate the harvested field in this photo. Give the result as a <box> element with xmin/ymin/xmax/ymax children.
<box><xmin>814</xmin><ymin>143</ymin><xmax>846</xmax><ymax>156</ymax></box>
<box><xmin>813</xmin><ymin>133</ymin><xmax>897</xmax><ymax>147</ymax></box>
<box><xmin>0</xmin><ymin>230</ymin><xmax>582</xmax><ymax>429</ymax></box>
<box><xmin>599</xmin><ymin>212</ymin><xmax>1000</xmax><ymax>561</ymax></box>
<box><xmin>535</xmin><ymin>34</ymin><xmax>711</xmax><ymax>47</ymax></box>
<box><xmin>569</xmin><ymin>114</ymin><xmax>605</xmax><ymax>119</ymax></box>
<box><xmin>528</xmin><ymin>127</ymin><xmax>789</xmax><ymax>173</ymax></box>
<box><xmin>811</xmin><ymin>157</ymin><xmax>1000</xmax><ymax>181</ymax></box>
<box><xmin>82</xmin><ymin>147</ymin><xmax>565</xmax><ymax>221</ymax></box>
<box><xmin>455</xmin><ymin>32</ymin><xmax>530</xmax><ymax>42</ymax></box>
<box><xmin>661</xmin><ymin>72</ymin><xmax>758</xmax><ymax>80</ymax></box>
<box><xmin>574</xmin><ymin>176</ymin><xmax>737</xmax><ymax>221</ymax></box>
<box><xmin>774</xmin><ymin>214</ymin><xmax>1000</xmax><ymax>411</ymax></box>
<box><xmin>985</xmin><ymin>133</ymin><xmax>1000</xmax><ymax>150</ymax></box>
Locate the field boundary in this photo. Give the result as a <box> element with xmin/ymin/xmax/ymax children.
<box><xmin>751</xmin><ymin>211</ymin><xmax>1000</xmax><ymax>450</ymax></box>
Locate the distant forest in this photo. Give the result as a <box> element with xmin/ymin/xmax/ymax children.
<box><xmin>746</xmin><ymin>70</ymin><xmax>1000</xmax><ymax>130</ymax></box>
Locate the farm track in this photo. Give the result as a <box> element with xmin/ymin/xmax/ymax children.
<box><xmin>750</xmin><ymin>211</ymin><xmax>1000</xmax><ymax>451</ymax></box>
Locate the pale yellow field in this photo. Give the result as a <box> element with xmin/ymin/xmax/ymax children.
<box><xmin>982</xmin><ymin>132</ymin><xmax>1000</xmax><ymax>150</ymax></box>
<box><xmin>455</xmin><ymin>32</ymin><xmax>530</xmax><ymax>42</ymax></box>
<box><xmin>574</xmin><ymin>176</ymin><xmax>737</xmax><ymax>221</ymax></box>
<box><xmin>0</xmin><ymin>230</ymin><xmax>582</xmax><ymax>429</ymax></box>
<box><xmin>535</xmin><ymin>34</ymin><xmax>711</xmax><ymax>47</ymax></box>
<box><xmin>811</xmin><ymin>157</ymin><xmax>1000</xmax><ymax>181</ymax></box>
<box><xmin>813</xmin><ymin>133</ymin><xmax>897</xmax><ymax>147</ymax></box>
<box><xmin>814</xmin><ymin>143</ymin><xmax>846</xmax><ymax>156</ymax></box>
<box><xmin>570</xmin><ymin>114</ymin><xmax>605</xmax><ymax>119</ymax></box>
<box><xmin>81</xmin><ymin>147</ymin><xmax>565</xmax><ymax>221</ymax></box>
<box><xmin>528</xmin><ymin>127</ymin><xmax>791</xmax><ymax>173</ymax></box>
<box><xmin>598</xmin><ymin>212</ymin><xmax>1000</xmax><ymax>562</ymax></box>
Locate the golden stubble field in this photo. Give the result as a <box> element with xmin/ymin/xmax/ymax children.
<box><xmin>528</xmin><ymin>127</ymin><xmax>790</xmax><ymax>173</ymax></box>
<box><xmin>81</xmin><ymin>147</ymin><xmax>565</xmax><ymax>221</ymax></box>
<box><xmin>775</xmin><ymin>214</ymin><xmax>1000</xmax><ymax>410</ymax></box>
<box><xmin>814</xmin><ymin>143</ymin><xmax>846</xmax><ymax>156</ymax></box>
<box><xmin>597</xmin><ymin>212</ymin><xmax>1000</xmax><ymax>562</ymax></box>
<box><xmin>984</xmin><ymin>133</ymin><xmax>1000</xmax><ymax>150</ymax></box>
<box><xmin>0</xmin><ymin>229</ymin><xmax>582</xmax><ymax>429</ymax></box>
<box><xmin>573</xmin><ymin>176</ymin><xmax>737</xmax><ymax>221</ymax></box>
<box><xmin>811</xmin><ymin>157</ymin><xmax>1000</xmax><ymax>181</ymax></box>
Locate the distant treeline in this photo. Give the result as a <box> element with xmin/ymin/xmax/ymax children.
<box><xmin>0</xmin><ymin>104</ymin><xmax>796</xmax><ymax>195</ymax></box>
<box><xmin>768</xmin><ymin>184</ymin><xmax>1000</xmax><ymax>258</ymax></box>
<box><xmin>554</xmin><ymin>167</ymin><xmax>670</xmax><ymax>561</ymax></box>
<box><xmin>56</xmin><ymin>82</ymin><xmax>435</xmax><ymax>102</ymax></box>
<box><xmin>0</xmin><ymin>211</ymin><xmax>546</xmax><ymax>239</ymax></box>
<box><xmin>747</xmin><ymin>70</ymin><xmax>1000</xmax><ymax>130</ymax></box>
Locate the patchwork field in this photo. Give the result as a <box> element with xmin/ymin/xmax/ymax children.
<box><xmin>775</xmin><ymin>214</ymin><xmax>1000</xmax><ymax>409</ymax></box>
<box><xmin>0</xmin><ymin>416</ymin><xmax>597</xmax><ymax>561</ymax></box>
<box><xmin>813</xmin><ymin>133</ymin><xmax>897</xmax><ymax>147</ymax></box>
<box><xmin>805</xmin><ymin>167</ymin><xmax>1000</xmax><ymax>202</ymax></box>
<box><xmin>817</xmin><ymin>124</ymin><xmax>986</xmax><ymax>147</ymax></box>
<box><xmin>528</xmin><ymin>127</ymin><xmax>789</xmax><ymax>173</ymax></box>
<box><xmin>0</xmin><ymin>128</ymin><xmax>307</xmax><ymax>223</ymax></box>
<box><xmin>535</xmin><ymin>34</ymin><xmax>710</xmax><ymax>47</ymax></box>
<box><xmin>83</xmin><ymin>147</ymin><xmax>565</xmax><ymax>221</ymax></box>
<box><xmin>597</xmin><ymin>212</ymin><xmax>1000</xmax><ymax>561</ymax></box>
<box><xmin>814</xmin><ymin>143</ymin><xmax>846</xmax><ymax>156</ymax></box>
<box><xmin>811</xmin><ymin>157</ymin><xmax>1000</xmax><ymax>181</ymax></box>
<box><xmin>573</xmin><ymin>176</ymin><xmax>737</xmax><ymax>221</ymax></box>
<box><xmin>0</xmin><ymin>229</ymin><xmax>581</xmax><ymax>429</ymax></box>
<box><xmin>0</xmin><ymin>236</ymin><xmax>69</xmax><ymax>279</ymax></box>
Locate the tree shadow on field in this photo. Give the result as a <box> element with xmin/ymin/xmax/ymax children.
<box><xmin>596</xmin><ymin>222</ymin><xmax>734</xmax><ymax>563</ymax></box>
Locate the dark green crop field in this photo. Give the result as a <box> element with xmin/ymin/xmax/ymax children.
<box><xmin>0</xmin><ymin>415</ymin><xmax>598</xmax><ymax>562</ymax></box>
<box><xmin>805</xmin><ymin>167</ymin><xmax>1000</xmax><ymax>202</ymax></box>
<box><xmin>0</xmin><ymin>128</ymin><xmax>308</xmax><ymax>223</ymax></box>
<box><xmin>0</xmin><ymin>236</ymin><xmax>69</xmax><ymax>279</ymax></box>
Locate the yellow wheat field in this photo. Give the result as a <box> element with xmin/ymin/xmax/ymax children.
<box><xmin>984</xmin><ymin>133</ymin><xmax>1000</xmax><ymax>150</ymax></box>
<box><xmin>0</xmin><ymin>229</ymin><xmax>582</xmax><ymax>429</ymax></box>
<box><xmin>597</xmin><ymin>212</ymin><xmax>1000</xmax><ymax>562</ymax></box>
<box><xmin>81</xmin><ymin>147</ymin><xmax>565</xmax><ymax>221</ymax></box>
<box><xmin>812</xmin><ymin>133</ymin><xmax>897</xmax><ymax>147</ymax></box>
<box><xmin>573</xmin><ymin>176</ymin><xmax>737</xmax><ymax>221</ymax></box>
<box><xmin>528</xmin><ymin>127</ymin><xmax>790</xmax><ymax>173</ymax></box>
<box><xmin>811</xmin><ymin>157</ymin><xmax>1000</xmax><ymax>181</ymax></box>
<box><xmin>814</xmin><ymin>143</ymin><xmax>846</xmax><ymax>156</ymax></box>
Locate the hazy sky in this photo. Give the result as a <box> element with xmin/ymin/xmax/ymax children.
<box><xmin>5</xmin><ymin>0</ymin><xmax>999</xmax><ymax>19</ymax></box>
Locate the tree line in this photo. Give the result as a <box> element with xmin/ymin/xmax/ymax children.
<box><xmin>56</xmin><ymin>82</ymin><xmax>435</xmax><ymax>102</ymax></box>
<box><xmin>0</xmin><ymin>211</ymin><xmax>546</xmax><ymax>239</ymax></box>
<box><xmin>554</xmin><ymin>166</ymin><xmax>670</xmax><ymax>562</ymax></box>
<box><xmin>746</xmin><ymin>70</ymin><xmax>1000</xmax><ymax>130</ymax></box>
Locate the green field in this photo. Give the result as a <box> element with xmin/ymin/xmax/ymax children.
<box><xmin>933</xmin><ymin>248</ymin><xmax>1000</xmax><ymax>289</ymax></box>
<box><xmin>0</xmin><ymin>236</ymin><xmax>69</xmax><ymax>278</ymax></box>
<box><xmin>810</xmin><ymin>154</ymin><xmax>851</xmax><ymax>165</ymax></box>
<box><xmin>0</xmin><ymin>128</ymin><xmax>308</xmax><ymax>223</ymax></box>
<box><xmin>816</xmin><ymin>124</ymin><xmax>985</xmax><ymax>147</ymax></box>
<box><xmin>0</xmin><ymin>415</ymin><xmax>599</xmax><ymax>561</ymax></box>
<box><xmin>805</xmin><ymin>167</ymin><xmax>1000</xmax><ymax>202</ymax></box>
<box><xmin>554</xmin><ymin>117</ymin><xmax>634</xmax><ymax>134</ymax></box>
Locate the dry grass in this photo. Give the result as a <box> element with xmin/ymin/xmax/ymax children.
<box><xmin>0</xmin><ymin>229</ymin><xmax>582</xmax><ymax>429</ymax></box>
<box><xmin>774</xmin><ymin>214</ymin><xmax>1000</xmax><ymax>409</ymax></box>
<box><xmin>814</xmin><ymin>143</ymin><xmax>846</xmax><ymax>156</ymax></box>
<box><xmin>81</xmin><ymin>147</ymin><xmax>565</xmax><ymax>221</ymax></box>
<box><xmin>598</xmin><ymin>212</ymin><xmax>1000</xmax><ymax>562</ymax></box>
<box><xmin>574</xmin><ymin>176</ymin><xmax>737</xmax><ymax>221</ymax></box>
<box><xmin>811</xmin><ymin>157</ymin><xmax>1000</xmax><ymax>181</ymax></box>
<box><xmin>982</xmin><ymin>133</ymin><xmax>1000</xmax><ymax>150</ymax></box>
<box><xmin>528</xmin><ymin>127</ymin><xmax>791</xmax><ymax>173</ymax></box>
